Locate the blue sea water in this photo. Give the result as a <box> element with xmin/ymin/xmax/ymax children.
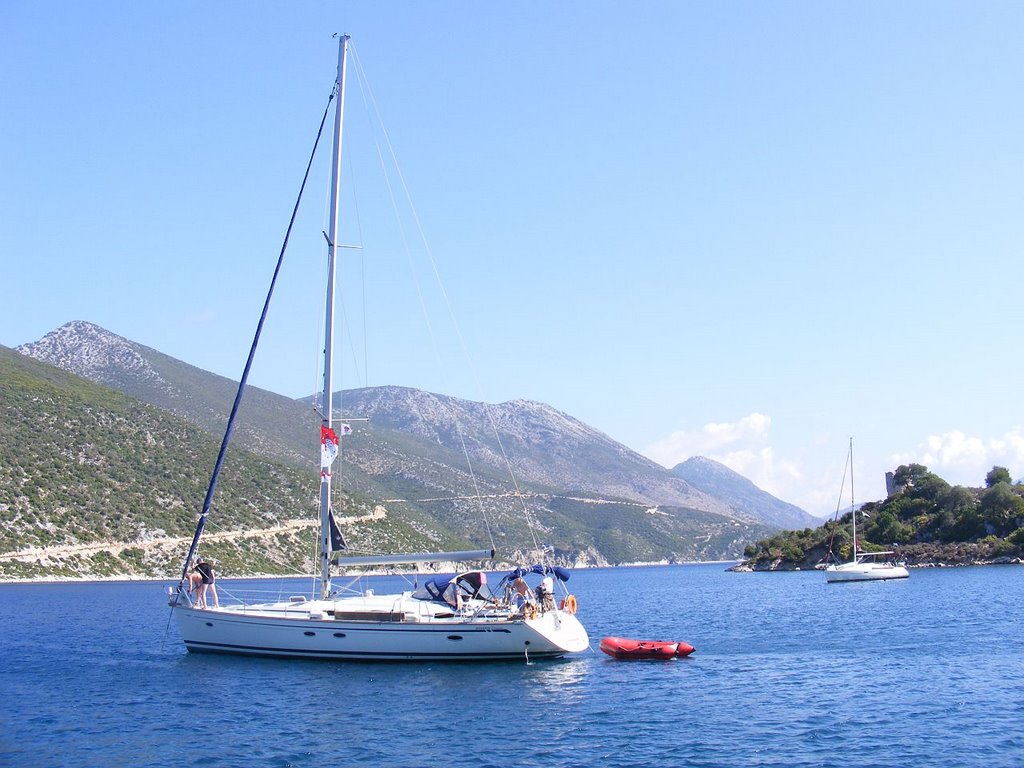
<box><xmin>1</xmin><ymin>564</ymin><xmax>1022</xmax><ymax>768</ymax></box>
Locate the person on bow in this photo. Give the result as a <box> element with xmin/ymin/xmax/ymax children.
<box><xmin>194</xmin><ymin>555</ymin><xmax>219</xmax><ymax>608</ymax></box>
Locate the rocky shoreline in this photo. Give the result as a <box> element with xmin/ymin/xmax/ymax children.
<box><xmin>0</xmin><ymin>558</ymin><xmax>737</xmax><ymax>585</ymax></box>
<box><xmin>729</xmin><ymin>557</ymin><xmax>1023</xmax><ymax>572</ymax></box>
<box><xmin>729</xmin><ymin>541</ymin><xmax>1024</xmax><ymax>572</ymax></box>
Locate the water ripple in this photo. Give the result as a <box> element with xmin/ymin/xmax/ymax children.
<box><xmin>2</xmin><ymin>565</ymin><xmax>1023</xmax><ymax>767</ymax></box>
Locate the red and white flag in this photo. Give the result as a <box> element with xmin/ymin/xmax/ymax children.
<box><xmin>320</xmin><ymin>426</ymin><xmax>340</xmax><ymax>471</ymax></box>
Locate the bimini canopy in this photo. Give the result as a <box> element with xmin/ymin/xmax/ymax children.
<box><xmin>412</xmin><ymin>571</ymin><xmax>489</xmax><ymax>607</ymax></box>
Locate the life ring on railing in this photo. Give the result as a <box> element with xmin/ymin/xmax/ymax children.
<box><xmin>560</xmin><ymin>594</ymin><xmax>578</xmax><ymax>614</ymax></box>
<box><xmin>522</xmin><ymin>604</ymin><xmax>537</xmax><ymax>620</ymax></box>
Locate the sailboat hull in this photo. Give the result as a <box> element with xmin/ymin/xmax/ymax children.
<box><xmin>825</xmin><ymin>562</ymin><xmax>910</xmax><ymax>583</ymax></box>
<box><xmin>174</xmin><ymin>604</ymin><xmax>589</xmax><ymax>661</ymax></box>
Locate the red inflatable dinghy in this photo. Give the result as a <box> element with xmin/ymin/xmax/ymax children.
<box><xmin>599</xmin><ymin>636</ymin><xmax>696</xmax><ymax>660</ymax></box>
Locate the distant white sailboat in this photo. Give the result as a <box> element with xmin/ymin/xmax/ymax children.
<box><xmin>824</xmin><ymin>438</ymin><xmax>909</xmax><ymax>584</ymax></box>
<box><xmin>166</xmin><ymin>35</ymin><xmax>589</xmax><ymax>660</ymax></box>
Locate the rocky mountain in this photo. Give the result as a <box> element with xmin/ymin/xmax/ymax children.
<box><xmin>6</xmin><ymin>322</ymin><xmax>805</xmax><ymax>577</ymax></box>
<box><xmin>0</xmin><ymin>346</ymin><xmax>774</xmax><ymax>579</ymax></box>
<box><xmin>16</xmin><ymin>321</ymin><xmax>316</xmax><ymax>469</ymax></box>
<box><xmin>671</xmin><ymin>456</ymin><xmax>821</xmax><ymax>530</ymax></box>
<box><xmin>334</xmin><ymin>386</ymin><xmax>730</xmax><ymax>515</ymax></box>
<box><xmin>17</xmin><ymin>322</ymin><xmax>775</xmax><ymax>523</ymax></box>
<box><xmin>13</xmin><ymin>342</ymin><xmax>753</xmax><ymax>579</ymax></box>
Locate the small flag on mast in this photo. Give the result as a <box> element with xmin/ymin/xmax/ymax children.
<box><xmin>320</xmin><ymin>426</ymin><xmax>340</xmax><ymax>474</ymax></box>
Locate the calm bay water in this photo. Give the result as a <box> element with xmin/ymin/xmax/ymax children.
<box><xmin>2</xmin><ymin>564</ymin><xmax>1022</xmax><ymax>767</ymax></box>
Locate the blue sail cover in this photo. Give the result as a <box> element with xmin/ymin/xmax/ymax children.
<box><xmin>501</xmin><ymin>565</ymin><xmax>570</xmax><ymax>585</ymax></box>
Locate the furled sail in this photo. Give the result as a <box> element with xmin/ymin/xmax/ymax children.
<box><xmin>328</xmin><ymin>508</ymin><xmax>346</xmax><ymax>551</ymax></box>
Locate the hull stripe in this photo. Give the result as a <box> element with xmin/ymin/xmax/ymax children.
<box><xmin>184</xmin><ymin>639</ymin><xmax>562</xmax><ymax>660</ymax></box>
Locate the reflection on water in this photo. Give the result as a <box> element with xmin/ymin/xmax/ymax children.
<box><xmin>520</xmin><ymin>656</ymin><xmax>591</xmax><ymax>706</ymax></box>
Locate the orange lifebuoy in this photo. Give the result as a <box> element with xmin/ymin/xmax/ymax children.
<box><xmin>560</xmin><ymin>594</ymin><xmax>578</xmax><ymax>614</ymax></box>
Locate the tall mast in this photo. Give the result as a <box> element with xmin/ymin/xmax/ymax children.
<box><xmin>319</xmin><ymin>35</ymin><xmax>350</xmax><ymax>601</ymax></box>
<box><xmin>849</xmin><ymin>436</ymin><xmax>857</xmax><ymax>563</ymax></box>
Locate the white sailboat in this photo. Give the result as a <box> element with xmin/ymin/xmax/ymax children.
<box><xmin>167</xmin><ymin>36</ymin><xmax>589</xmax><ymax>660</ymax></box>
<box><xmin>824</xmin><ymin>438</ymin><xmax>909</xmax><ymax>583</ymax></box>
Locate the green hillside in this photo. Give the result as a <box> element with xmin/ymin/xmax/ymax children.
<box><xmin>740</xmin><ymin>463</ymin><xmax>1024</xmax><ymax>569</ymax></box>
<box><xmin>0</xmin><ymin>346</ymin><xmax>456</xmax><ymax>580</ymax></box>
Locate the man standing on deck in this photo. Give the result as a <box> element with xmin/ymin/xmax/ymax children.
<box><xmin>194</xmin><ymin>556</ymin><xmax>219</xmax><ymax>608</ymax></box>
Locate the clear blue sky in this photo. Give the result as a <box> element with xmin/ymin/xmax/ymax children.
<box><xmin>3</xmin><ymin>1</ymin><xmax>1023</xmax><ymax>516</ymax></box>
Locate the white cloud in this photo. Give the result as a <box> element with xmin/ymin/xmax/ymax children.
<box><xmin>644</xmin><ymin>419</ymin><xmax>1024</xmax><ymax>519</ymax></box>
<box><xmin>890</xmin><ymin>428</ymin><xmax>1024</xmax><ymax>487</ymax></box>
<box><xmin>643</xmin><ymin>413</ymin><xmax>804</xmax><ymax>500</ymax></box>
<box><xmin>643</xmin><ymin>413</ymin><xmax>772</xmax><ymax>468</ymax></box>
<box><xmin>716</xmin><ymin>446</ymin><xmax>804</xmax><ymax>500</ymax></box>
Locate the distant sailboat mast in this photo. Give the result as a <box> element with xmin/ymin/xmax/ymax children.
<box><xmin>849</xmin><ymin>436</ymin><xmax>857</xmax><ymax>563</ymax></box>
<box><xmin>318</xmin><ymin>34</ymin><xmax>350</xmax><ymax>601</ymax></box>
<box><xmin>825</xmin><ymin>436</ymin><xmax>909</xmax><ymax>582</ymax></box>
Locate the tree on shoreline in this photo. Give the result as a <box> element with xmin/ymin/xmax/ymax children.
<box><xmin>742</xmin><ymin>464</ymin><xmax>1024</xmax><ymax>568</ymax></box>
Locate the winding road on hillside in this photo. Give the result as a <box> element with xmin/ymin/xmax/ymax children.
<box><xmin>0</xmin><ymin>507</ymin><xmax>387</xmax><ymax>563</ymax></box>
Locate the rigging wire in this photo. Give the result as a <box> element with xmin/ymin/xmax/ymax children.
<box><xmin>341</xmin><ymin>95</ymin><xmax>370</xmax><ymax>390</ymax></box>
<box><xmin>199</xmin><ymin>514</ymin><xmax>314</xmax><ymax>580</ymax></box>
<box><xmin>347</xmin><ymin>45</ymin><xmax>496</xmax><ymax>551</ymax></box>
<box><xmin>348</xmin><ymin>43</ymin><xmax>553</xmax><ymax>559</ymax></box>
<box><xmin>174</xmin><ymin>86</ymin><xmax>338</xmax><ymax>593</ymax></box>
<box><xmin>824</xmin><ymin>443</ymin><xmax>852</xmax><ymax>562</ymax></box>
<box><xmin>309</xmin><ymin>168</ymin><xmax>331</xmax><ymax>409</ymax></box>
